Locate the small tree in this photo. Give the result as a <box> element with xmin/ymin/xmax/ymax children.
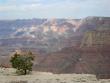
<box><xmin>10</xmin><ymin>51</ymin><xmax>34</xmax><ymax>75</ymax></box>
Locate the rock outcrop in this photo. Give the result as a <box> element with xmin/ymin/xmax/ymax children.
<box><xmin>34</xmin><ymin>28</ymin><xmax>110</xmax><ymax>79</ymax></box>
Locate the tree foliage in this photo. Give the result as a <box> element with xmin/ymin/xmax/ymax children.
<box><xmin>10</xmin><ymin>51</ymin><xmax>34</xmax><ymax>75</ymax></box>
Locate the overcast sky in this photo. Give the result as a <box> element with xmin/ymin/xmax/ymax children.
<box><xmin>0</xmin><ymin>0</ymin><xmax>110</xmax><ymax>19</ymax></box>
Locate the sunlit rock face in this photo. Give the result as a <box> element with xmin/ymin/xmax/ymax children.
<box><xmin>0</xmin><ymin>16</ymin><xmax>110</xmax><ymax>53</ymax></box>
<box><xmin>0</xmin><ymin>18</ymin><xmax>80</xmax><ymax>53</ymax></box>
<box><xmin>80</xmin><ymin>29</ymin><xmax>110</xmax><ymax>47</ymax></box>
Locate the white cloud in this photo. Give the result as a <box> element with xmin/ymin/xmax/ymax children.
<box><xmin>0</xmin><ymin>0</ymin><xmax>110</xmax><ymax>19</ymax></box>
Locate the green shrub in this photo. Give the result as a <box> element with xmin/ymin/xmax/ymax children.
<box><xmin>10</xmin><ymin>51</ymin><xmax>34</xmax><ymax>75</ymax></box>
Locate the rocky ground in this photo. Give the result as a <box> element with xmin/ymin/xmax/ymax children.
<box><xmin>0</xmin><ymin>68</ymin><xmax>110</xmax><ymax>83</ymax></box>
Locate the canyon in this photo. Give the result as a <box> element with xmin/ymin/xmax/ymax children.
<box><xmin>0</xmin><ymin>16</ymin><xmax>110</xmax><ymax>78</ymax></box>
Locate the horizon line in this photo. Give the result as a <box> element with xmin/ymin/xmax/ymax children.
<box><xmin>0</xmin><ymin>16</ymin><xmax>110</xmax><ymax>21</ymax></box>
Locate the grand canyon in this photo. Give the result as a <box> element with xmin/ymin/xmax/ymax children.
<box><xmin>0</xmin><ymin>16</ymin><xmax>110</xmax><ymax>79</ymax></box>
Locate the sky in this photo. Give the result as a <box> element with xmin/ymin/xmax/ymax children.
<box><xmin>0</xmin><ymin>0</ymin><xmax>110</xmax><ymax>19</ymax></box>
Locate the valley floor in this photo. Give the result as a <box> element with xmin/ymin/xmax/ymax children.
<box><xmin>0</xmin><ymin>68</ymin><xmax>110</xmax><ymax>83</ymax></box>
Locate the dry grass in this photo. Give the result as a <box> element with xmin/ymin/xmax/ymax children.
<box><xmin>0</xmin><ymin>68</ymin><xmax>110</xmax><ymax>83</ymax></box>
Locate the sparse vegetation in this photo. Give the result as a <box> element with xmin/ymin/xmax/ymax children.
<box><xmin>0</xmin><ymin>69</ymin><xmax>110</xmax><ymax>83</ymax></box>
<box><xmin>10</xmin><ymin>51</ymin><xmax>34</xmax><ymax>75</ymax></box>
